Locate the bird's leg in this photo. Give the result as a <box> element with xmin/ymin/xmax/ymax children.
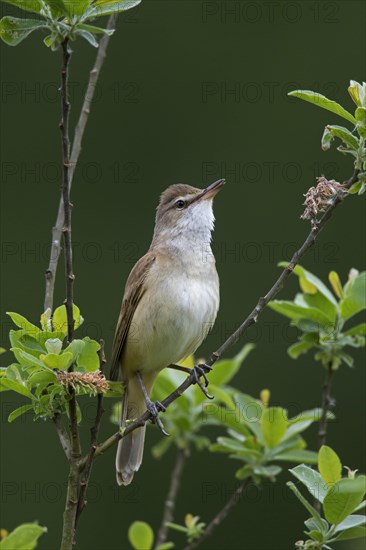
<box><xmin>136</xmin><ymin>371</ymin><xmax>169</xmax><ymax>436</ymax></box>
<box><xmin>168</xmin><ymin>363</ymin><xmax>214</xmax><ymax>400</ymax></box>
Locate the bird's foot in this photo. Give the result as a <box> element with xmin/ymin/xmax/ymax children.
<box><xmin>167</xmin><ymin>363</ymin><xmax>214</xmax><ymax>399</ymax></box>
<box><xmin>193</xmin><ymin>364</ymin><xmax>214</xmax><ymax>400</ymax></box>
<box><xmin>146</xmin><ymin>400</ymin><xmax>169</xmax><ymax>436</ymax></box>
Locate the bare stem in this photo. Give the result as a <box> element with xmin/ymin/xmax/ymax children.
<box><xmin>87</xmin><ymin>169</ymin><xmax>359</xmax><ymax>463</ymax></box>
<box><xmin>53</xmin><ymin>413</ymin><xmax>71</xmax><ymax>460</ymax></box>
<box><xmin>183</xmin><ymin>478</ymin><xmax>252</xmax><ymax>550</ymax></box>
<box><xmin>318</xmin><ymin>363</ymin><xmax>334</xmax><ymax>449</ymax></box>
<box><xmin>44</xmin><ymin>14</ymin><xmax>118</xmax><ymax>312</ymax></box>
<box><xmin>59</xmin><ymin>39</ymin><xmax>81</xmax><ymax>550</ymax></box>
<box><xmin>155</xmin><ymin>448</ymin><xmax>187</xmax><ymax>548</ymax></box>
<box><xmin>59</xmin><ymin>40</ymin><xmax>75</xmax><ymax>344</ymax></box>
<box><xmin>75</xmin><ymin>341</ymin><xmax>106</xmax><ymax>529</ymax></box>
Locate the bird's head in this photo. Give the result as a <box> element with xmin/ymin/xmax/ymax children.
<box><xmin>152</xmin><ymin>179</ymin><xmax>225</xmax><ymax>245</ymax></box>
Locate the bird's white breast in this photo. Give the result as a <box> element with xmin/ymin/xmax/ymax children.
<box><xmin>122</xmin><ymin>244</ymin><xmax>219</xmax><ymax>376</ymax></box>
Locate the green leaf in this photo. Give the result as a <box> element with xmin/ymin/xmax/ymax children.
<box><xmin>202</xmin><ymin>403</ymin><xmax>250</xmax><ymax>437</ymax></box>
<box><xmin>235</xmin><ymin>464</ymin><xmax>253</xmax><ymax>480</ymax></box>
<box><xmin>207</xmin><ymin>384</ymin><xmax>235</xmax><ymax>408</ymax></box>
<box><xmin>11</xmin><ymin>348</ymin><xmax>45</xmax><ymax>369</ymax></box>
<box><xmin>208</xmin><ymin>344</ymin><xmax>255</xmax><ymax>386</ymax></box>
<box><xmin>323</xmin><ymin>476</ymin><xmax>366</xmax><ymax>525</ymax></box>
<box><xmin>348</xmin><ymin>80</ymin><xmax>364</xmax><ymax>107</ymax></box>
<box><xmin>344</xmin><ymin>323</ymin><xmax>366</xmax><ymax>336</ymax></box>
<box><xmin>84</xmin><ymin>0</ymin><xmax>142</xmax><ymax>20</ymax></box>
<box><xmin>0</xmin><ymin>523</ymin><xmax>46</xmax><ymax>550</ymax></box>
<box><xmin>0</xmin><ymin>16</ymin><xmax>48</xmax><ymax>46</ymax></box>
<box><xmin>28</xmin><ymin>370</ymin><xmax>57</xmax><ymax>387</ymax></box>
<box><xmin>253</xmin><ymin>465</ymin><xmax>282</xmax><ymax>479</ymax></box>
<box><xmin>287</xmin><ymin>481</ymin><xmax>326</xmax><ymax>533</ymax></box>
<box><xmin>45</xmin><ymin>338</ymin><xmax>63</xmax><ymax>355</ymax></box>
<box><xmin>288</xmin><ymin>90</ymin><xmax>357</xmax><ymax>125</ymax></box>
<box><xmin>334</xmin><ymin>514</ymin><xmax>366</xmax><ymax>533</ymax></box>
<box><xmin>77</xmin><ymin>337</ymin><xmax>100</xmax><ymax>372</ymax></box>
<box><xmin>78</xmin><ymin>23</ymin><xmax>115</xmax><ymax>35</ymax></box>
<box><xmin>40</xmin><ymin>352</ymin><xmax>73</xmax><ymax>370</ymax></box>
<box><xmin>356</xmin><ymin>107</ymin><xmax>366</xmax><ymax>138</ymax></box>
<box><xmin>288</xmin><ymin>340</ymin><xmax>315</xmax><ymax>359</ymax></box>
<box><xmin>52</xmin><ymin>304</ymin><xmax>83</xmax><ymax>334</ymax></box>
<box><xmin>268</xmin><ymin>301</ymin><xmax>331</xmax><ymax>326</ymax></box>
<box><xmin>334</xmin><ymin>525</ymin><xmax>366</xmax><ymax>541</ymax></box>
<box><xmin>233</xmin><ymin>392</ymin><xmax>264</xmax><ymax>442</ymax></box>
<box><xmin>318</xmin><ymin>445</ymin><xmax>342</xmax><ymax>485</ymax></box>
<box><xmin>53</xmin><ymin>0</ymin><xmax>91</xmax><ymax>16</ymax></box>
<box><xmin>278</xmin><ymin>263</ymin><xmax>338</xmax><ymax>307</ymax></box>
<box><xmin>290</xmin><ymin>465</ymin><xmax>328</xmax><ymax>503</ymax></box>
<box><xmin>1</xmin><ymin>0</ymin><xmax>44</xmax><ymax>15</ymax></box>
<box><xmin>76</xmin><ymin>29</ymin><xmax>99</xmax><ymax>47</ymax></box>
<box><xmin>8</xmin><ymin>404</ymin><xmax>33</xmax><ymax>422</ymax></box>
<box><xmin>155</xmin><ymin>543</ymin><xmax>174</xmax><ymax>550</ymax></box>
<box><xmin>329</xmin><ymin>271</ymin><xmax>343</xmax><ymax>299</ymax></box>
<box><xmin>340</xmin><ymin>272</ymin><xmax>366</xmax><ymax>320</ymax></box>
<box><xmin>260</xmin><ymin>407</ymin><xmax>288</xmax><ymax>448</ymax></box>
<box><xmin>275</xmin><ymin>449</ymin><xmax>318</xmax><ymax>465</ymax></box>
<box><xmin>0</xmin><ymin>378</ymin><xmax>33</xmax><ymax>398</ymax></box>
<box><xmin>128</xmin><ymin>521</ymin><xmax>154</xmax><ymax>550</ymax></box>
<box><xmin>214</xmin><ymin>436</ymin><xmax>247</xmax><ymax>453</ymax></box>
<box><xmin>104</xmin><ymin>380</ymin><xmax>124</xmax><ymax>398</ymax></box>
<box><xmin>64</xmin><ymin>339</ymin><xmax>85</xmax><ymax>361</ymax></box>
<box><xmin>321</xmin><ymin>127</ymin><xmax>333</xmax><ymax>151</ymax></box>
<box><xmin>326</xmin><ymin>125</ymin><xmax>359</xmax><ymax>151</ymax></box>
<box><xmin>7</xmin><ymin>312</ymin><xmax>40</xmax><ymax>335</ymax></box>
<box><xmin>294</xmin><ymin>291</ymin><xmax>337</xmax><ymax>324</ymax></box>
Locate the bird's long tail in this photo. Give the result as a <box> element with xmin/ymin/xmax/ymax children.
<box><xmin>115</xmin><ymin>374</ymin><xmax>152</xmax><ymax>486</ymax></box>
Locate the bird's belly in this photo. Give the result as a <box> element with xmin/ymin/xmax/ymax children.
<box><xmin>121</xmin><ymin>275</ymin><xmax>219</xmax><ymax>375</ymax></box>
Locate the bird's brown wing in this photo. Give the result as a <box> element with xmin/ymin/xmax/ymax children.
<box><xmin>109</xmin><ymin>251</ymin><xmax>156</xmax><ymax>381</ymax></box>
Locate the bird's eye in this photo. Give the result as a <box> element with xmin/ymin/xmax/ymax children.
<box><xmin>175</xmin><ymin>199</ymin><xmax>186</xmax><ymax>210</ymax></box>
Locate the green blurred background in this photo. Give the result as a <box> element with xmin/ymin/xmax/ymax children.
<box><xmin>1</xmin><ymin>0</ymin><xmax>365</xmax><ymax>548</ymax></box>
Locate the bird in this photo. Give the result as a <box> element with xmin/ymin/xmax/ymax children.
<box><xmin>110</xmin><ymin>178</ymin><xmax>225</xmax><ymax>485</ymax></box>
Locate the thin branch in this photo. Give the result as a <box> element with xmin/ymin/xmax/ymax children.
<box><xmin>318</xmin><ymin>362</ymin><xmax>335</xmax><ymax>448</ymax></box>
<box><xmin>315</xmin><ymin>362</ymin><xmax>334</xmax><ymax>512</ymax></box>
<box><xmin>44</xmin><ymin>14</ymin><xmax>118</xmax><ymax>312</ymax></box>
<box><xmin>59</xmin><ymin>38</ymin><xmax>81</xmax><ymax>550</ymax></box>
<box><xmin>60</xmin><ymin>40</ymin><xmax>75</xmax><ymax>344</ymax></box>
<box><xmin>183</xmin><ymin>478</ymin><xmax>252</xmax><ymax>550</ymax></box>
<box><xmin>85</xmin><ymin>169</ymin><xmax>359</xmax><ymax>464</ymax></box>
<box><xmin>155</xmin><ymin>448</ymin><xmax>187</xmax><ymax>548</ymax></box>
<box><xmin>75</xmin><ymin>341</ymin><xmax>106</xmax><ymax>529</ymax></box>
<box><xmin>53</xmin><ymin>413</ymin><xmax>71</xmax><ymax>460</ymax></box>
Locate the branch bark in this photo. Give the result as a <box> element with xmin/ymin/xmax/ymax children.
<box><xmin>44</xmin><ymin>14</ymin><xmax>118</xmax><ymax>312</ymax></box>
<box><xmin>75</xmin><ymin>341</ymin><xmax>106</xmax><ymax>529</ymax></box>
<box><xmin>183</xmin><ymin>478</ymin><xmax>252</xmax><ymax>550</ymax></box>
<box><xmin>86</xmin><ymin>169</ymin><xmax>359</xmax><ymax>464</ymax></box>
<box><xmin>155</xmin><ymin>448</ymin><xmax>187</xmax><ymax>548</ymax></box>
<box><xmin>58</xmin><ymin>39</ymin><xmax>81</xmax><ymax>550</ymax></box>
<box><xmin>53</xmin><ymin>413</ymin><xmax>71</xmax><ymax>460</ymax></box>
<box><xmin>318</xmin><ymin>362</ymin><xmax>335</xmax><ymax>448</ymax></box>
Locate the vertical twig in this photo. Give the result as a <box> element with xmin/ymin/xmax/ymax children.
<box><xmin>318</xmin><ymin>363</ymin><xmax>334</xmax><ymax>449</ymax></box>
<box><xmin>314</xmin><ymin>362</ymin><xmax>334</xmax><ymax>512</ymax></box>
<box><xmin>59</xmin><ymin>38</ymin><xmax>82</xmax><ymax>550</ymax></box>
<box><xmin>53</xmin><ymin>413</ymin><xmax>71</xmax><ymax>460</ymax></box>
<box><xmin>75</xmin><ymin>341</ymin><xmax>106</xmax><ymax>528</ymax></box>
<box><xmin>59</xmin><ymin>39</ymin><xmax>75</xmax><ymax>344</ymax></box>
<box><xmin>44</xmin><ymin>14</ymin><xmax>118</xmax><ymax>312</ymax></box>
<box><xmin>155</xmin><ymin>448</ymin><xmax>187</xmax><ymax>548</ymax></box>
<box><xmin>183</xmin><ymin>478</ymin><xmax>252</xmax><ymax>550</ymax></box>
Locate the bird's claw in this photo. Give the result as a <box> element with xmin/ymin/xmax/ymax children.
<box><xmin>193</xmin><ymin>364</ymin><xmax>214</xmax><ymax>399</ymax></box>
<box><xmin>147</xmin><ymin>400</ymin><xmax>169</xmax><ymax>436</ymax></box>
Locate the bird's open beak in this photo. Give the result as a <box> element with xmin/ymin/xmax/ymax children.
<box><xmin>191</xmin><ymin>179</ymin><xmax>225</xmax><ymax>204</ymax></box>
